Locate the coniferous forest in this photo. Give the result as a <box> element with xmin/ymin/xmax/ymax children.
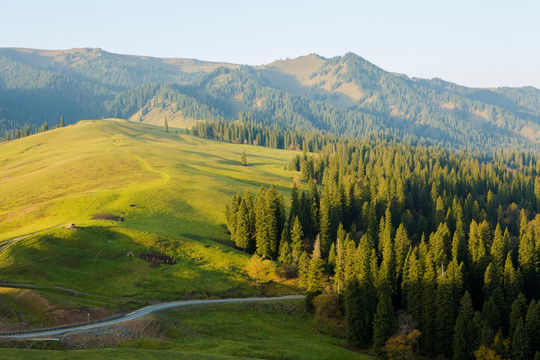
<box><xmin>219</xmin><ymin>126</ymin><xmax>540</xmax><ymax>359</ymax></box>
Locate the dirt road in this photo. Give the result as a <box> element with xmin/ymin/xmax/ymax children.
<box><xmin>0</xmin><ymin>295</ymin><xmax>304</xmax><ymax>339</ymax></box>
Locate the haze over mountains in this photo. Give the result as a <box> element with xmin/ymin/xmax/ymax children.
<box><xmin>2</xmin><ymin>47</ymin><xmax>540</xmax><ymax>148</ymax></box>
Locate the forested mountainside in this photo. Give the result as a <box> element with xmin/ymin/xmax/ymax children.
<box><xmin>2</xmin><ymin>48</ymin><xmax>540</xmax><ymax>148</ymax></box>
<box><xmin>0</xmin><ymin>47</ymin><xmax>236</xmax><ymax>136</ymax></box>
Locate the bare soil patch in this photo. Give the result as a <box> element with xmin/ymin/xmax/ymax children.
<box><xmin>51</xmin><ymin>308</ymin><xmax>117</xmax><ymax>326</ymax></box>
<box><xmin>91</xmin><ymin>213</ymin><xmax>123</xmax><ymax>221</ymax></box>
<box><xmin>139</xmin><ymin>252</ymin><xmax>176</xmax><ymax>265</ymax></box>
<box><xmin>59</xmin><ymin>318</ymin><xmax>165</xmax><ymax>349</ymax></box>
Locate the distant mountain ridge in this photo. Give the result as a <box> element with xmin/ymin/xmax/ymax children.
<box><xmin>1</xmin><ymin>47</ymin><xmax>540</xmax><ymax>148</ymax></box>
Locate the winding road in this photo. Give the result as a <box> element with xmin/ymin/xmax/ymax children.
<box><xmin>0</xmin><ymin>295</ymin><xmax>304</xmax><ymax>339</ymax></box>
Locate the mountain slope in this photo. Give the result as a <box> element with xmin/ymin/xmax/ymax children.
<box><xmin>0</xmin><ymin>48</ymin><xmax>237</xmax><ymax>133</ymax></box>
<box><xmin>2</xmin><ymin>48</ymin><xmax>540</xmax><ymax>148</ymax></box>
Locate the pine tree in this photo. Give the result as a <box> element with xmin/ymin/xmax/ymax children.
<box><xmin>493</xmin><ymin>328</ymin><xmax>505</xmax><ymax>357</ymax></box>
<box><xmin>379</xmin><ymin>209</ymin><xmax>396</xmax><ymax>295</ymax></box>
<box><xmin>298</xmin><ymin>252</ymin><xmax>310</xmax><ymax>289</ymax></box>
<box><xmin>255</xmin><ymin>186</ymin><xmax>268</xmax><ymax>256</ymax></box>
<box><xmin>452</xmin><ymin>209</ymin><xmax>467</xmax><ymax>265</ymax></box>
<box><xmin>394</xmin><ymin>223</ymin><xmax>409</xmax><ymax>280</ymax></box>
<box><xmin>164</xmin><ymin>116</ymin><xmax>169</xmax><ymax>132</ymax></box>
<box><xmin>289</xmin><ymin>182</ymin><xmax>300</xmax><ymax>225</ymax></box>
<box><xmin>319</xmin><ymin>198</ymin><xmax>331</xmax><ymax>259</ymax></box>
<box><xmin>255</xmin><ymin>185</ymin><xmax>283</xmax><ymax>258</ymax></box>
<box><xmin>345</xmin><ymin>278</ymin><xmax>370</xmax><ymax>348</ymax></box>
<box><xmin>518</xmin><ymin>227</ymin><xmax>540</xmax><ymax>299</ymax></box>
<box><xmin>484</xmin><ymin>262</ymin><xmax>501</xmax><ymax>299</ymax></box>
<box><xmin>290</xmin><ymin>216</ymin><xmax>304</xmax><ymax>263</ymax></box>
<box><xmin>510</xmin><ymin>293</ymin><xmax>529</xmax><ymax>339</ymax></box>
<box><xmin>525</xmin><ymin>300</ymin><xmax>540</xmax><ymax>354</ymax></box>
<box><xmin>328</xmin><ymin>242</ymin><xmax>336</xmax><ymax>270</ymax></box>
<box><xmin>513</xmin><ymin>318</ymin><xmax>529</xmax><ymax>360</ymax></box>
<box><xmin>469</xmin><ymin>219</ymin><xmax>490</xmax><ymax>307</ymax></box>
<box><xmin>453</xmin><ymin>292</ymin><xmax>477</xmax><ymax>360</ymax></box>
<box><xmin>435</xmin><ymin>265</ymin><xmax>456</xmax><ymax>358</ymax></box>
<box><xmin>234</xmin><ymin>198</ymin><xmax>252</xmax><ymax>250</ymax></box>
<box><xmin>447</xmin><ymin>259</ymin><xmax>464</xmax><ymax>316</ymax></box>
<box><xmin>334</xmin><ymin>235</ymin><xmax>345</xmax><ymax>293</ymax></box>
<box><xmin>241</xmin><ymin>150</ymin><xmax>247</xmax><ymax>166</ymax></box>
<box><xmin>225</xmin><ymin>193</ymin><xmax>244</xmax><ymax>242</ymax></box>
<box><xmin>431</xmin><ymin>222</ymin><xmax>451</xmax><ymax>267</ymax></box>
<box><xmin>491</xmin><ymin>223</ymin><xmax>508</xmax><ymax>274</ymax></box>
<box><xmin>372</xmin><ymin>292</ymin><xmax>395</xmax><ymax>355</ymax></box>
<box><xmin>308</xmin><ymin>180</ymin><xmax>320</xmax><ymax>238</ymax></box>
<box><xmin>421</xmin><ymin>253</ymin><xmax>437</xmax><ymax>356</ymax></box>
<box><xmin>405</xmin><ymin>250</ymin><xmax>423</xmax><ymax>324</ymax></box>
<box><xmin>306</xmin><ymin>236</ymin><xmax>324</xmax><ymax>293</ymax></box>
<box><xmin>482</xmin><ymin>295</ymin><xmax>502</xmax><ymax>336</ymax></box>
<box><xmin>60</xmin><ymin>115</ymin><xmax>64</xmax><ymax>127</ymax></box>
<box><xmin>503</xmin><ymin>253</ymin><xmax>521</xmax><ymax>313</ymax></box>
<box><xmin>278</xmin><ymin>237</ymin><xmax>292</xmax><ymax>265</ymax></box>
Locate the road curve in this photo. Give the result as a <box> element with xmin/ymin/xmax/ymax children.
<box><xmin>0</xmin><ymin>295</ymin><xmax>305</xmax><ymax>339</ymax></box>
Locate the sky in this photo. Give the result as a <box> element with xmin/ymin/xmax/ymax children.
<box><xmin>1</xmin><ymin>0</ymin><xmax>539</xmax><ymax>88</ymax></box>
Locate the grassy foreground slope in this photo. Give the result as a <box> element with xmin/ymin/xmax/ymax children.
<box><xmin>2</xmin><ymin>301</ymin><xmax>371</xmax><ymax>360</ymax></box>
<box><xmin>0</xmin><ymin>119</ymin><xmax>297</xmax><ymax>317</ymax></box>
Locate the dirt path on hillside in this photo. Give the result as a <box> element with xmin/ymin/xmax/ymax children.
<box><xmin>0</xmin><ymin>295</ymin><xmax>304</xmax><ymax>339</ymax></box>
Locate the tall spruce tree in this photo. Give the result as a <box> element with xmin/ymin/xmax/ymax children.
<box><xmin>435</xmin><ymin>265</ymin><xmax>456</xmax><ymax>358</ymax></box>
<box><xmin>513</xmin><ymin>318</ymin><xmax>529</xmax><ymax>360</ymax></box>
<box><xmin>518</xmin><ymin>227</ymin><xmax>540</xmax><ymax>299</ymax></box>
<box><xmin>394</xmin><ymin>223</ymin><xmax>409</xmax><ymax>281</ymax></box>
<box><xmin>525</xmin><ymin>300</ymin><xmax>540</xmax><ymax>355</ymax></box>
<box><xmin>504</xmin><ymin>253</ymin><xmax>521</xmax><ymax>313</ymax></box>
<box><xmin>484</xmin><ymin>262</ymin><xmax>501</xmax><ymax>300</ymax></box>
<box><xmin>405</xmin><ymin>249</ymin><xmax>423</xmax><ymax>324</ymax></box>
<box><xmin>421</xmin><ymin>252</ymin><xmax>437</xmax><ymax>356</ymax></box>
<box><xmin>453</xmin><ymin>291</ymin><xmax>477</xmax><ymax>360</ymax></box>
<box><xmin>255</xmin><ymin>186</ymin><xmax>268</xmax><ymax>256</ymax></box>
<box><xmin>510</xmin><ymin>293</ymin><xmax>529</xmax><ymax>339</ymax></box>
<box><xmin>372</xmin><ymin>291</ymin><xmax>395</xmax><ymax>355</ymax></box>
<box><xmin>491</xmin><ymin>223</ymin><xmax>508</xmax><ymax>274</ymax></box>
<box><xmin>289</xmin><ymin>182</ymin><xmax>300</xmax><ymax>225</ymax></box>
<box><xmin>345</xmin><ymin>278</ymin><xmax>370</xmax><ymax>348</ymax></box>
<box><xmin>234</xmin><ymin>198</ymin><xmax>252</xmax><ymax>251</ymax></box>
<box><xmin>306</xmin><ymin>236</ymin><xmax>324</xmax><ymax>293</ymax></box>
<box><xmin>319</xmin><ymin>198</ymin><xmax>331</xmax><ymax>259</ymax></box>
<box><xmin>290</xmin><ymin>216</ymin><xmax>304</xmax><ymax>263</ymax></box>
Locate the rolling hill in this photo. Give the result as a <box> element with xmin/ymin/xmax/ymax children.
<box><xmin>2</xmin><ymin>48</ymin><xmax>540</xmax><ymax>148</ymax></box>
<box><xmin>0</xmin><ymin>119</ymin><xmax>299</xmax><ymax>322</ymax></box>
<box><xmin>0</xmin><ymin>119</ymin><xmax>373</xmax><ymax>359</ymax></box>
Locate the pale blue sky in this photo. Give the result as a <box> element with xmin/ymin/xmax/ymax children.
<box><xmin>1</xmin><ymin>0</ymin><xmax>539</xmax><ymax>88</ymax></box>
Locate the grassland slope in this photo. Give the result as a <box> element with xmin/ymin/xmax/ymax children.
<box><xmin>0</xmin><ymin>119</ymin><xmax>299</xmax><ymax>326</ymax></box>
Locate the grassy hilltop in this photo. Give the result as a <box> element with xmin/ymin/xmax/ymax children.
<box><xmin>0</xmin><ymin>120</ymin><xmax>370</xmax><ymax>359</ymax></box>
<box><xmin>0</xmin><ymin>119</ymin><xmax>297</xmax><ymax>304</ymax></box>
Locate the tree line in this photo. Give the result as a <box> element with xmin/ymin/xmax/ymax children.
<box><xmin>1</xmin><ymin>116</ymin><xmax>65</xmax><ymax>142</ymax></box>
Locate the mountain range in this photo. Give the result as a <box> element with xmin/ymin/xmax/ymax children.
<box><xmin>2</xmin><ymin>47</ymin><xmax>540</xmax><ymax>148</ymax></box>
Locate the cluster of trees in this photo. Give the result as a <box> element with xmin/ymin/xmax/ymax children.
<box><xmin>223</xmin><ymin>130</ymin><xmax>540</xmax><ymax>358</ymax></box>
<box><xmin>1</xmin><ymin>116</ymin><xmax>65</xmax><ymax>142</ymax></box>
<box><xmin>192</xmin><ymin>113</ymin><xmax>343</xmax><ymax>152</ymax></box>
<box><xmin>225</xmin><ymin>185</ymin><xmax>287</xmax><ymax>257</ymax></box>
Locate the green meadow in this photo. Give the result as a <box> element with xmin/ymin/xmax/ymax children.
<box><xmin>0</xmin><ymin>119</ymin><xmax>298</xmax><ymax>321</ymax></box>
<box><xmin>1</xmin><ymin>301</ymin><xmax>372</xmax><ymax>360</ymax></box>
<box><xmin>0</xmin><ymin>120</ymin><xmax>371</xmax><ymax>359</ymax></box>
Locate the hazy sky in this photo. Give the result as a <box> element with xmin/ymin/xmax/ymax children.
<box><xmin>1</xmin><ymin>0</ymin><xmax>539</xmax><ymax>88</ymax></box>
